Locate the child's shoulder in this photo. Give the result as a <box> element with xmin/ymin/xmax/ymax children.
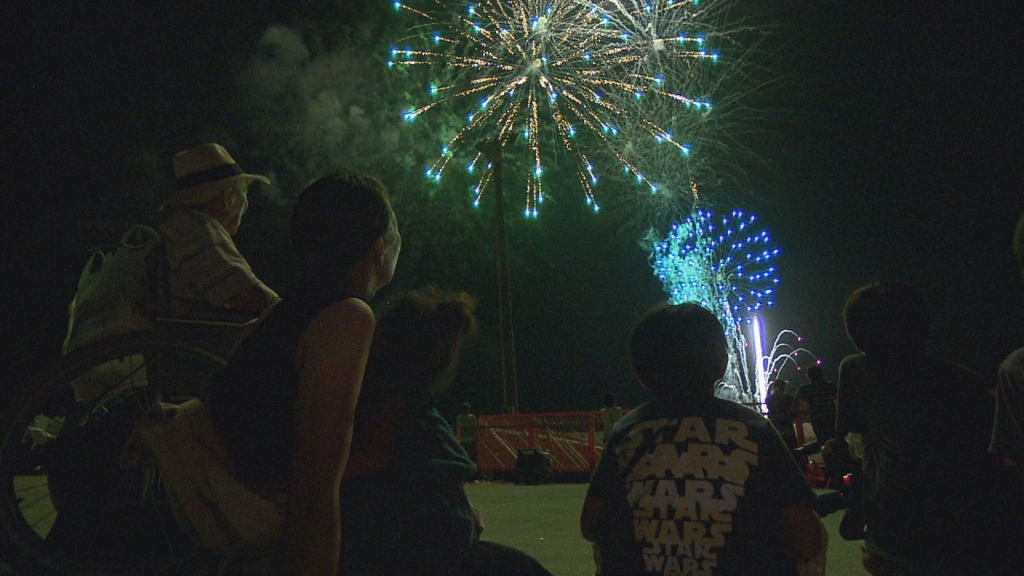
<box><xmin>626</xmin><ymin>396</ymin><xmax>770</xmax><ymax>427</ymax></box>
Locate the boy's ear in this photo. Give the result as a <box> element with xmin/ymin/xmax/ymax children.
<box><xmin>373</xmin><ymin>236</ymin><xmax>386</xmax><ymax>264</ymax></box>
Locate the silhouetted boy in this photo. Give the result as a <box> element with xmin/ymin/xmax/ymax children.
<box><xmin>836</xmin><ymin>281</ymin><xmax>1020</xmax><ymax>575</ymax></box>
<box><xmin>581</xmin><ymin>303</ymin><xmax>825</xmax><ymax>575</ymax></box>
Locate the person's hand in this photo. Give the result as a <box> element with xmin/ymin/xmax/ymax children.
<box><xmin>821</xmin><ymin>438</ymin><xmax>839</xmax><ymax>456</ymax></box>
<box><xmin>471</xmin><ymin>504</ymin><xmax>485</xmax><ymax>536</ymax></box>
<box><xmin>845</xmin><ymin>432</ymin><xmax>865</xmax><ymax>460</ymax></box>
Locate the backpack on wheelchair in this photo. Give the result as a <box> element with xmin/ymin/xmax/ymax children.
<box><xmin>0</xmin><ymin>225</ymin><xmax>263</xmax><ymax>575</ymax></box>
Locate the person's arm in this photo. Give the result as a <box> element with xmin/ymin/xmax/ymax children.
<box><xmin>780</xmin><ymin>501</ymin><xmax>826</xmax><ymax>565</ymax></box>
<box><xmin>835</xmin><ymin>355</ymin><xmax>865</xmax><ymax>440</ymax></box>
<box><xmin>991</xmin><ymin>353</ymin><xmax>1024</xmax><ymax>465</ymax></box>
<box><xmin>580</xmin><ymin>442</ymin><xmax>620</xmax><ymax>542</ymax></box>
<box><xmin>471</xmin><ymin>503</ymin><xmax>485</xmax><ymax>536</ymax></box>
<box><xmin>580</xmin><ymin>490</ymin><xmax>609</xmax><ymax>542</ymax></box>
<box><xmin>455</xmin><ymin>417</ymin><xmax>465</xmax><ymax>442</ymax></box>
<box><xmin>285</xmin><ymin>298</ymin><xmax>375</xmax><ymax>576</ymax></box>
<box><xmin>222</xmin><ymin>283</ymin><xmax>281</xmax><ymax>316</ymax></box>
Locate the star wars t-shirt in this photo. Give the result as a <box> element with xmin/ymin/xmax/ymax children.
<box><xmin>588</xmin><ymin>394</ymin><xmax>815</xmax><ymax>575</ymax></box>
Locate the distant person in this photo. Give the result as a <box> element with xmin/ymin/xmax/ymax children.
<box><xmin>207</xmin><ymin>173</ymin><xmax>401</xmax><ymax>575</ymax></box>
<box><xmin>765</xmin><ymin>378</ymin><xmax>798</xmax><ymax>451</ymax></box>
<box><xmin>836</xmin><ymin>281</ymin><xmax>1021</xmax><ymax>575</ymax></box>
<box><xmin>795</xmin><ymin>364</ymin><xmax>843</xmax><ymax>487</ymax></box>
<box><xmin>456</xmin><ymin>402</ymin><xmax>479</xmax><ymax>462</ymax></box>
<box><xmin>795</xmin><ymin>364</ymin><xmax>837</xmax><ymax>443</ymax></box>
<box><xmin>158</xmin><ymin>142</ymin><xmax>279</xmax><ymax>320</ymax></box>
<box><xmin>991</xmin><ymin>213</ymin><xmax>1024</xmax><ymax>467</ymax></box>
<box><xmin>581</xmin><ymin>302</ymin><xmax>826</xmax><ymax>576</ymax></box>
<box><xmin>599</xmin><ymin>391</ymin><xmax>625</xmax><ymax>445</ymax></box>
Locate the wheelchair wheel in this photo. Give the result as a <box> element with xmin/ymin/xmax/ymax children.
<box><xmin>0</xmin><ymin>332</ymin><xmax>227</xmax><ymax>575</ymax></box>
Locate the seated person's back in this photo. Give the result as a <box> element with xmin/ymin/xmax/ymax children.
<box><xmin>581</xmin><ymin>303</ymin><xmax>824</xmax><ymax>576</ymax></box>
<box><xmin>208</xmin><ymin>172</ymin><xmax>404</xmax><ymax>575</ymax></box>
<box><xmin>342</xmin><ymin>287</ymin><xmax>480</xmax><ymax>574</ymax></box>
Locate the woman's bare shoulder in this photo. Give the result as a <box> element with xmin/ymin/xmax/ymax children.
<box><xmin>307</xmin><ymin>298</ymin><xmax>374</xmax><ymax>334</ymax></box>
<box><xmin>296</xmin><ymin>298</ymin><xmax>375</xmax><ymax>366</ymax></box>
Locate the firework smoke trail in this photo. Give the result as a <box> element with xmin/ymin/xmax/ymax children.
<box><xmin>651</xmin><ymin>207</ymin><xmax>779</xmax><ymax>397</ymax></box>
<box><xmin>389</xmin><ymin>0</ymin><xmax>721</xmax><ymax>216</ymax></box>
<box><xmin>750</xmin><ymin>318</ymin><xmax>817</xmax><ymax>405</ymax></box>
<box><xmin>763</xmin><ymin>329</ymin><xmax>816</xmax><ymax>380</ymax></box>
<box><xmin>598</xmin><ymin>1</ymin><xmax>774</xmax><ymax>236</ymax></box>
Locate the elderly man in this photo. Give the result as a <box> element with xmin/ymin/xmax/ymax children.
<box><xmin>63</xmin><ymin>143</ymin><xmax>279</xmax><ymax>360</ymax></box>
<box><xmin>158</xmin><ymin>143</ymin><xmax>279</xmax><ymax>319</ymax></box>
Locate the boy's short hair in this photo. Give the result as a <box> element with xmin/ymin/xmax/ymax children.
<box><xmin>630</xmin><ymin>302</ymin><xmax>728</xmax><ymax>398</ymax></box>
<box><xmin>843</xmin><ymin>281</ymin><xmax>930</xmax><ymax>355</ymax></box>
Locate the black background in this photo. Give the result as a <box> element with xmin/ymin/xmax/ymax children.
<box><xmin>3</xmin><ymin>1</ymin><xmax>1022</xmax><ymax>415</ymax></box>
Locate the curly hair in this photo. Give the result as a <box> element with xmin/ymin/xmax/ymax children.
<box><xmin>364</xmin><ymin>287</ymin><xmax>478</xmax><ymax>400</ymax></box>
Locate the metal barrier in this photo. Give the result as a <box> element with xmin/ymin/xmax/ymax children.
<box><xmin>474</xmin><ymin>403</ymin><xmax>768</xmax><ymax>475</ymax></box>
<box><xmin>476</xmin><ymin>411</ymin><xmax>603</xmax><ymax>474</ymax></box>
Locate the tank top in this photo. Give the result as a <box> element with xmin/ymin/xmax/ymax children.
<box><xmin>206</xmin><ymin>278</ymin><xmax>356</xmax><ymax>491</ymax></box>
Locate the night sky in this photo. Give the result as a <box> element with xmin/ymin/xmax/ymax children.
<box><xmin>3</xmin><ymin>1</ymin><xmax>1022</xmax><ymax>416</ymax></box>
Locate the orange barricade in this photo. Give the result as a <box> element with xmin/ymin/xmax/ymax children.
<box><xmin>476</xmin><ymin>411</ymin><xmax>604</xmax><ymax>474</ymax></box>
<box><xmin>475</xmin><ymin>403</ymin><xmax>766</xmax><ymax>476</ymax></box>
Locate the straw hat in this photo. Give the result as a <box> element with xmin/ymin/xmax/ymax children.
<box><xmin>163</xmin><ymin>143</ymin><xmax>271</xmax><ymax>207</ymax></box>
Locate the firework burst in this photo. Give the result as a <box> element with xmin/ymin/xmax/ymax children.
<box><xmin>651</xmin><ymin>207</ymin><xmax>779</xmax><ymax>320</ymax></box>
<box><xmin>389</xmin><ymin>0</ymin><xmax>722</xmax><ymax>216</ymax></box>
<box><xmin>651</xmin><ymin>206</ymin><xmax>779</xmax><ymax>395</ymax></box>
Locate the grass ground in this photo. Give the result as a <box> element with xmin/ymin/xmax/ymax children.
<box><xmin>0</xmin><ymin>482</ymin><xmax>867</xmax><ymax>575</ymax></box>
<box><xmin>465</xmin><ymin>482</ymin><xmax>869</xmax><ymax>576</ymax></box>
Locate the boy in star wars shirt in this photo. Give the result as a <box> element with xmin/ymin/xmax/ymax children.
<box><xmin>581</xmin><ymin>303</ymin><xmax>824</xmax><ymax>575</ymax></box>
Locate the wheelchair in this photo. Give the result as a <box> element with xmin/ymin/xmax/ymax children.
<box><xmin>0</xmin><ymin>316</ymin><xmax>257</xmax><ymax>575</ymax></box>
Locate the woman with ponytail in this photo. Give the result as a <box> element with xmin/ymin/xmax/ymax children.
<box><xmin>207</xmin><ymin>173</ymin><xmax>401</xmax><ymax>575</ymax></box>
